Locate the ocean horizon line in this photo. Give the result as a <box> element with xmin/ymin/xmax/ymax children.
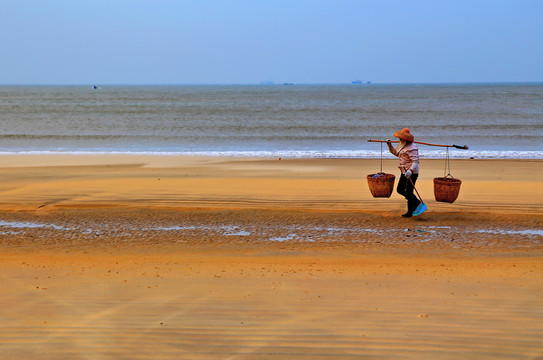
<box><xmin>1</xmin><ymin>81</ymin><xmax>542</xmax><ymax>87</ymax></box>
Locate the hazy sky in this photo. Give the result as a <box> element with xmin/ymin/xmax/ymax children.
<box><xmin>1</xmin><ymin>0</ymin><xmax>542</xmax><ymax>84</ymax></box>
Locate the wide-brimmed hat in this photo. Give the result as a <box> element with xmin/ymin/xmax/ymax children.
<box><xmin>393</xmin><ymin>128</ymin><xmax>414</xmax><ymax>142</ymax></box>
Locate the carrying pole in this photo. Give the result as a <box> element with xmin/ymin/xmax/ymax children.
<box><xmin>368</xmin><ymin>139</ymin><xmax>468</xmax><ymax>150</ymax></box>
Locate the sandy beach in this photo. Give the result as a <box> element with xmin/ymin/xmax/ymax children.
<box><xmin>1</xmin><ymin>155</ymin><xmax>542</xmax><ymax>359</ymax></box>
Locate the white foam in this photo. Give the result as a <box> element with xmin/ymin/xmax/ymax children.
<box><xmin>155</xmin><ymin>225</ymin><xmax>201</xmax><ymax>231</ymax></box>
<box><xmin>476</xmin><ymin>229</ymin><xmax>543</xmax><ymax>236</ymax></box>
<box><xmin>269</xmin><ymin>233</ymin><xmax>300</xmax><ymax>242</ymax></box>
<box><xmin>0</xmin><ymin>220</ymin><xmax>68</xmax><ymax>230</ymax></box>
<box><xmin>221</xmin><ymin>226</ymin><xmax>251</xmax><ymax>236</ymax></box>
<box><xmin>0</xmin><ymin>149</ymin><xmax>541</xmax><ymax>159</ymax></box>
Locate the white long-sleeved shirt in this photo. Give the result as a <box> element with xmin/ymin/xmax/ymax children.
<box><xmin>388</xmin><ymin>142</ymin><xmax>420</xmax><ymax>174</ymax></box>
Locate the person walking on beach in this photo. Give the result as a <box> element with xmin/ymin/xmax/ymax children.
<box><xmin>387</xmin><ymin>128</ymin><xmax>420</xmax><ymax>217</ymax></box>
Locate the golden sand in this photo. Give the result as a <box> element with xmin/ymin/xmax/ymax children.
<box><xmin>0</xmin><ymin>155</ymin><xmax>542</xmax><ymax>359</ymax></box>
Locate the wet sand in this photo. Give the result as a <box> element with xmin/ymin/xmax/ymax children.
<box><xmin>0</xmin><ymin>155</ymin><xmax>542</xmax><ymax>359</ymax></box>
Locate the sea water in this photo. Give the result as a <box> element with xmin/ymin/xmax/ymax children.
<box><xmin>0</xmin><ymin>83</ymin><xmax>541</xmax><ymax>158</ymax></box>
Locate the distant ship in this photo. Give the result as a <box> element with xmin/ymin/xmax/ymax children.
<box><xmin>283</xmin><ymin>83</ymin><xmax>294</xmax><ymax>86</ymax></box>
<box><xmin>352</xmin><ymin>80</ymin><xmax>372</xmax><ymax>85</ymax></box>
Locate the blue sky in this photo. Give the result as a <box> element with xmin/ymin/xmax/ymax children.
<box><xmin>1</xmin><ymin>0</ymin><xmax>542</xmax><ymax>84</ymax></box>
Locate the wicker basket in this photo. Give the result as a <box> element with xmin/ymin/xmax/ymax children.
<box><xmin>433</xmin><ymin>176</ymin><xmax>462</xmax><ymax>203</ymax></box>
<box><xmin>367</xmin><ymin>173</ymin><xmax>395</xmax><ymax>198</ymax></box>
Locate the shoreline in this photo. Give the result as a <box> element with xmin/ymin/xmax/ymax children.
<box><xmin>0</xmin><ymin>149</ymin><xmax>541</xmax><ymax>159</ymax></box>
